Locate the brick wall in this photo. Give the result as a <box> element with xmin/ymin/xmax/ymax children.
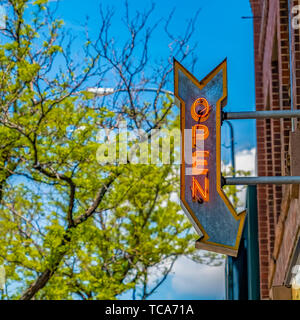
<box><xmin>249</xmin><ymin>0</ymin><xmax>300</xmax><ymax>300</ymax></box>
<box><xmin>291</xmin><ymin>0</ymin><xmax>300</xmax><ymax>131</ymax></box>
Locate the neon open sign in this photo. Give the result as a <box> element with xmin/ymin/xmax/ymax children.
<box><xmin>174</xmin><ymin>59</ymin><xmax>246</xmax><ymax>257</ymax></box>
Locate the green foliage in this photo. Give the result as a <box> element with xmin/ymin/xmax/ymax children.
<box><xmin>0</xmin><ymin>0</ymin><xmax>205</xmax><ymax>300</ymax></box>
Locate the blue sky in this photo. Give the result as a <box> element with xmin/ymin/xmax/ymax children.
<box><xmin>47</xmin><ymin>0</ymin><xmax>256</xmax><ymax>300</ymax></box>
<box><xmin>54</xmin><ymin>0</ymin><xmax>256</xmax><ymax>153</ymax></box>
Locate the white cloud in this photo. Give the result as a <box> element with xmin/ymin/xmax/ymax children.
<box><xmin>171</xmin><ymin>256</ymin><xmax>225</xmax><ymax>299</ymax></box>
<box><xmin>222</xmin><ymin>147</ymin><xmax>256</xmax><ymax>175</ymax></box>
<box><xmin>235</xmin><ymin>148</ymin><xmax>256</xmax><ymax>210</ymax></box>
<box><xmin>235</xmin><ymin>148</ymin><xmax>256</xmax><ymax>175</ymax></box>
<box><xmin>221</xmin><ymin>148</ymin><xmax>256</xmax><ymax>211</ymax></box>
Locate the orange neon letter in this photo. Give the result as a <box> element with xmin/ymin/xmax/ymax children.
<box><xmin>192</xmin><ymin>176</ymin><xmax>209</xmax><ymax>202</ymax></box>
<box><xmin>192</xmin><ymin>151</ymin><xmax>210</xmax><ymax>175</ymax></box>
<box><xmin>192</xmin><ymin>124</ymin><xmax>209</xmax><ymax>148</ymax></box>
<box><xmin>191</xmin><ymin>97</ymin><xmax>210</xmax><ymax>122</ymax></box>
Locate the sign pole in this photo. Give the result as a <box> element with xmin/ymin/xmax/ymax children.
<box><xmin>223</xmin><ymin>176</ymin><xmax>300</xmax><ymax>186</ymax></box>
<box><xmin>223</xmin><ymin>110</ymin><xmax>300</xmax><ymax>120</ymax></box>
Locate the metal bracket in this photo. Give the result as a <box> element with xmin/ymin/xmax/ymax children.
<box><xmin>223</xmin><ymin>176</ymin><xmax>300</xmax><ymax>185</ymax></box>
<box><xmin>223</xmin><ymin>110</ymin><xmax>300</xmax><ymax>120</ymax></box>
<box><xmin>221</xmin><ymin>110</ymin><xmax>300</xmax><ymax>185</ymax></box>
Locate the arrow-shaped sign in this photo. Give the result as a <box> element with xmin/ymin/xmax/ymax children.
<box><xmin>174</xmin><ymin>59</ymin><xmax>246</xmax><ymax>257</ymax></box>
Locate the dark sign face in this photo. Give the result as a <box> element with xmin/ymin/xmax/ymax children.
<box><xmin>174</xmin><ymin>59</ymin><xmax>246</xmax><ymax>257</ymax></box>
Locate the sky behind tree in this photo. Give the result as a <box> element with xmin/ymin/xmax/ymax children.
<box><xmin>42</xmin><ymin>0</ymin><xmax>256</xmax><ymax>300</ymax></box>
<box><xmin>55</xmin><ymin>0</ymin><xmax>256</xmax><ymax>151</ymax></box>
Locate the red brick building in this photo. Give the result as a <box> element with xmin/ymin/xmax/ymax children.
<box><xmin>249</xmin><ymin>0</ymin><xmax>300</xmax><ymax>300</ymax></box>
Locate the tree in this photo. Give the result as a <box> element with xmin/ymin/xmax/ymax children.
<box><xmin>0</xmin><ymin>0</ymin><xmax>223</xmax><ymax>300</ymax></box>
